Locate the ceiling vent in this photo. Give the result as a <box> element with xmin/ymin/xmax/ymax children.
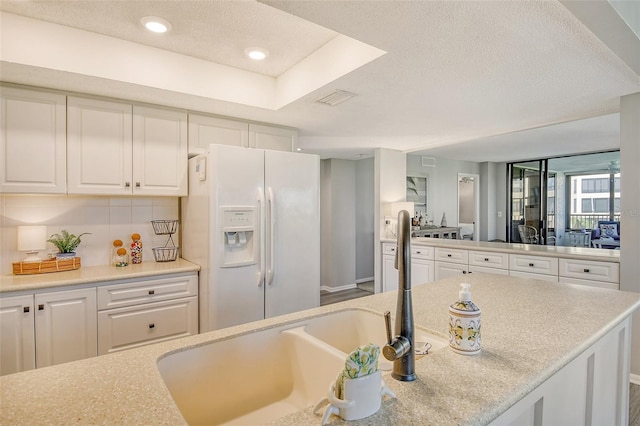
<box><xmin>421</xmin><ymin>156</ymin><xmax>436</xmax><ymax>167</ymax></box>
<box><xmin>314</xmin><ymin>90</ymin><xmax>356</xmax><ymax>106</ymax></box>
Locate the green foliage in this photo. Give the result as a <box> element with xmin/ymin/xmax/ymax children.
<box><xmin>47</xmin><ymin>230</ymin><xmax>91</xmax><ymax>253</ymax></box>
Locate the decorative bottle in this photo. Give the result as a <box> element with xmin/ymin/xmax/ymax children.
<box><xmin>112</xmin><ymin>239</ymin><xmax>129</xmax><ymax>267</ymax></box>
<box><xmin>448</xmin><ymin>283</ymin><xmax>481</xmax><ymax>355</ymax></box>
<box><xmin>130</xmin><ymin>233</ymin><xmax>142</xmax><ymax>264</ymax></box>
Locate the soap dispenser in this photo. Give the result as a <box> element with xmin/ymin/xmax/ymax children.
<box><xmin>448</xmin><ymin>283</ymin><xmax>481</xmax><ymax>355</ymax></box>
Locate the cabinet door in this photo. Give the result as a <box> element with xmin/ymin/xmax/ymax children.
<box><xmin>435</xmin><ymin>261</ymin><xmax>469</xmax><ymax>280</ymax></box>
<box><xmin>248</xmin><ymin>123</ymin><xmax>297</xmax><ymax>152</ymax></box>
<box><xmin>1</xmin><ymin>87</ymin><xmax>66</xmax><ymax>194</ymax></box>
<box><xmin>133</xmin><ymin>106</ymin><xmax>188</xmax><ymax>196</ymax></box>
<box><xmin>98</xmin><ymin>296</ymin><xmax>198</xmax><ymax>355</ymax></box>
<box><xmin>0</xmin><ymin>295</ymin><xmax>35</xmax><ymax>375</ymax></box>
<box><xmin>35</xmin><ymin>288</ymin><xmax>97</xmax><ymax>368</ymax></box>
<box><xmin>188</xmin><ymin>113</ymin><xmax>248</xmax><ymax>156</ymax></box>
<box><xmin>412</xmin><ymin>259</ymin><xmax>434</xmax><ymax>286</ymax></box>
<box><xmin>67</xmin><ymin>96</ymin><xmax>133</xmax><ymax>194</ymax></box>
<box><xmin>383</xmin><ymin>255</ymin><xmax>399</xmax><ymax>292</ymax></box>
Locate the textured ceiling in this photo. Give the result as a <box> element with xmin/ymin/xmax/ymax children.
<box><xmin>0</xmin><ymin>0</ymin><xmax>337</xmax><ymax>77</ymax></box>
<box><xmin>1</xmin><ymin>0</ymin><xmax>639</xmax><ymax>161</ymax></box>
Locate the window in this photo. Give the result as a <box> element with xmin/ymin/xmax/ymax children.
<box><xmin>582</xmin><ymin>178</ymin><xmax>609</xmax><ymax>193</ymax></box>
<box><xmin>582</xmin><ymin>199</ymin><xmax>592</xmax><ymax>213</ymax></box>
<box><xmin>593</xmin><ymin>198</ymin><xmax>608</xmax><ymax>213</ymax></box>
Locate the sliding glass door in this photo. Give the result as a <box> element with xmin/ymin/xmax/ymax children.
<box><xmin>508</xmin><ymin>160</ymin><xmax>549</xmax><ymax>244</ymax></box>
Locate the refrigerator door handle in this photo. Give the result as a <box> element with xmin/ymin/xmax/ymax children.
<box><xmin>257</xmin><ymin>188</ymin><xmax>265</xmax><ymax>287</ymax></box>
<box><xmin>267</xmin><ymin>186</ymin><xmax>275</xmax><ymax>286</ymax></box>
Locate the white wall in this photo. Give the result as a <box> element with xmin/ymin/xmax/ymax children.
<box><xmin>355</xmin><ymin>158</ymin><xmax>375</xmax><ymax>281</ymax></box>
<box><xmin>0</xmin><ymin>195</ymin><xmax>179</xmax><ymax>274</ymax></box>
<box><xmin>374</xmin><ymin>149</ymin><xmax>406</xmax><ymax>294</ymax></box>
<box><xmin>320</xmin><ymin>159</ymin><xmax>357</xmax><ymax>291</ymax></box>
<box><xmin>619</xmin><ymin>92</ymin><xmax>640</xmax><ymax>378</ymax></box>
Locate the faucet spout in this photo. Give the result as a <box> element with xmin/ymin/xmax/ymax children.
<box><xmin>382</xmin><ymin>209</ymin><xmax>416</xmax><ymax>381</ymax></box>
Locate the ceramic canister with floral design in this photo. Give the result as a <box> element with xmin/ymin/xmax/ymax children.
<box><xmin>449</xmin><ymin>283</ymin><xmax>481</xmax><ymax>355</ymax></box>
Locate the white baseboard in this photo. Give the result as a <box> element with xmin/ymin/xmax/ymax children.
<box><xmin>631</xmin><ymin>373</ymin><xmax>640</xmax><ymax>386</ymax></box>
<box><xmin>355</xmin><ymin>277</ymin><xmax>374</xmax><ymax>284</ymax></box>
<box><xmin>320</xmin><ymin>283</ymin><xmax>357</xmax><ymax>293</ymax></box>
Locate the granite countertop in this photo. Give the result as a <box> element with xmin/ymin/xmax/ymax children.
<box><xmin>0</xmin><ymin>258</ymin><xmax>200</xmax><ymax>293</ymax></box>
<box><xmin>1</xmin><ymin>273</ymin><xmax>639</xmax><ymax>425</ymax></box>
<box><xmin>381</xmin><ymin>238</ymin><xmax>621</xmax><ymax>262</ymax></box>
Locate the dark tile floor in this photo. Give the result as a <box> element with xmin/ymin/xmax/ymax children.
<box><xmin>320</xmin><ymin>284</ymin><xmax>640</xmax><ymax>424</ymax></box>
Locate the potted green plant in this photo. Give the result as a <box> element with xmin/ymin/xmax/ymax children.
<box><xmin>47</xmin><ymin>230</ymin><xmax>91</xmax><ymax>258</ymax></box>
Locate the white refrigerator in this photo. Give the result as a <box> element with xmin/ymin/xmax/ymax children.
<box><xmin>181</xmin><ymin>144</ymin><xmax>320</xmax><ymax>332</ymax></box>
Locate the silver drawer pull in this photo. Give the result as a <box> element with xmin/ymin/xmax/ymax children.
<box><xmin>528</xmin><ymin>263</ymin><xmax>535</xmax><ymax>267</ymax></box>
<box><xmin>583</xmin><ymin>268</ymin><xmax>590</xmax><ymax>273</ymax></box>
<box><xmin>148</xmin><ymin>290</ymin><xmax>155</xmax><ymax>295</ymax></box>
<box><xmin>149</xmin><ymin>323</ymin><xmax>155</xmax><ymax>329</ymax></box>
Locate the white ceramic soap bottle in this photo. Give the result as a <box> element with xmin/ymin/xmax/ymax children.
<box><xmin>448</xmin><ymin>283</ymin><xmax>481</xmax><ymax>355</ymax></box>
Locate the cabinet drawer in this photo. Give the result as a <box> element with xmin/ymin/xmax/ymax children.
<box><xmin>411</xmin><ymin>246</ymin><xmax>434</xmax><ymax>260</ymax></box>
<box><xmin>558</xmin><ymin>259</ymin><xmax>619</xmax><ymax>284</ymax></box>
<box><xmin>98</xmin><ymin>296</ymin><xmax>198</xmax><ymax>355</ymax></box>
<box><xmin>509</xmin><ymin>254</ymin><xmax>558</xmax><ymax>276</ymax></box>
<box><xmin>469</xmin><ymin>265</ymin><xmax>510</xmax><ymax>276</ymax></box>
<box><xmin>559</xmin><ymin>277</ymin><xmax>619</xmax><ymax>291</ymax></box>
<box><xmin>468</xmin><ymin>251</ymin><xmax>509</xmax><ymax>270</ymax></box>
<box><xmin>382</xmin><ymin>243</ymin><xmax>397</xmax><ymax>256</ymax></box>
<box><xmin>434</xmin><ymin>247</ymin><xmax>468</xmax><ymax>264</ymax></box>
<box><xmin>97</xmin><ymin>274</ymin><xmax>198</xmax><ymax>310</ymax></box>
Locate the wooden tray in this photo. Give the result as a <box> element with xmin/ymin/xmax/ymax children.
<box><xmin>12</xmin><ymin>257</ymin><xmax>81</xmax><ymax>275</ymax></box>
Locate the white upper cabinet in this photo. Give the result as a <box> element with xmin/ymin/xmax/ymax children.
<box><xmin>133</xmin><ymin>106</ymin><xmax>187</xmax><ymax>196</ymax></box>
<box><xmin>249</xmin><ymin>123</ymin><xmax>297</xmax><ymax>152</ymax></box>
<box><xmin>67</xmin><ymin>97</ymin><xmax>187</xmax><ymax>196</ymax></box>
<box><xmin>0</xmin><ymin>87</ymin><xmax>67</xmax><ymax>194</ymax></box>
<box><xmin>188</xmin><ymin>114</ymin><xmax>248</xmax><ymax>156</ymax></box>
<box><xmin>67</xmin><ymin>96</ymin><xmax>133</xmax><ymax>195</ymax></box>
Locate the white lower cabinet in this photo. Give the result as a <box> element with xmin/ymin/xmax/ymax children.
<box><xmin>0</xmin><ymin>288</ymin><xmax>97</xmax><ymax>375</ymax></box>
<box><xmin>34</xmin><ymin>288</ymin><xmax>97</xmax><ymax>369</ymax></box>
<box><xmin>97</xmin><ymin>273</ymin><xmax>198</xmax><ymax>355</ymax></box>
<box><xmin>558</xmin><ymin>258</ymin><xmax>619</xmax><ymax>290</ymax></box>
<box><xmin>0</xmin><ymin>272</ymin><xmax>198</xmax><ymax>376</ymax></box>
<box><xmin>0</xmin><ymin>295</ymin><xmax>35</xmax><ymax>375</ymax></box>
<box><xmin>411</xmin><ymin>246</ymin><xmax>434</xmax><ymax>286</ymax></box>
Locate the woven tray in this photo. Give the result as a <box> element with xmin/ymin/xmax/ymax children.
<box><xmin>12</xmin><ymin>257</ymin><xmax>81</xmax><ymax>275</ymax></box>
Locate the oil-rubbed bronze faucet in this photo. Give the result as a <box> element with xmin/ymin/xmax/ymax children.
<box><xmin>383</xmin><ymin>209</ymin><xmax>416</xmax><ymax>381</ymax></box>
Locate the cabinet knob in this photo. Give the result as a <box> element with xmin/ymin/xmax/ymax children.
<box><xmin>38</xmin><ymin>304</ymin><xmax>44</xmax><ymax>310</ymax></box>
<box><xmin>484</xmin><ymin>258</ymin><xmax>489</xmax><ymax>262</ymax></box>
<box><xmin>528</xmin><ymin>263</ymin><xmax>535</xmax><ymax>267</ymax></box>
<box><xmin>149</xmin><ymin>323</ymin><xmax>155</xmax><ymax>329</ymax></box>
<box><xmin>462</xmin><ymin>270</ymin><xmax>467</xmax><ymax>274</ymax></box>
<box><xmin>125</xmin><ymin>182</ymin><xmax>131</xmax><ymax>188</ymax></box>
<box><xmin>135</xmin><ymin>182</ymin><xmax>141</xmax><ymax>188</ymax></box>
<box><xmin>447</xmin><ymin>254</ymin><xmax>452</xmax><ymax>258</ymax></box>
<box><xmin>148</xmin><ymin>290</ymin><xmax>155</xmax><ymax>295</ymax></box>
<box><xmin>390</xmin><ymin>248</ymin><xmax>395</xmax><ymax>252</ymax></box>
<box><xmin>416</xmin><ymin>251</ymin><xmax>421</xmax><ymax>254</ymax></box>
<box><xmin>583</xmin><ymin>268</ymin><xmax>590</xmax><ymax>273</ymax></box>
<box><xmin>23</xmin><ymin>306</ymin><xmax>30</xmax><ymax>313</ymax></box>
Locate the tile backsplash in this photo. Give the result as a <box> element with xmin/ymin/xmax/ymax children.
<box><xmin>0</xmin><ymin>195</ymin><xmax>180</xmax><ymax>275</ymax></box>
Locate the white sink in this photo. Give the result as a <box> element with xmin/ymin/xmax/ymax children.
<box><xmin>157</xmin><ymin>308</ymin><xmax>447</xmax><ymax>425</ymax></box>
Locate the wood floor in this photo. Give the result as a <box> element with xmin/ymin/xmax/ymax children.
<box><xmin>320</xmin><ymin>281</ymin><xmax>374</xmax><ymax>306</ymax></box>
<box><xmin>320</xmin><ymin>285</ymin><xmax>640</xmax><ymax>423</ymax></box>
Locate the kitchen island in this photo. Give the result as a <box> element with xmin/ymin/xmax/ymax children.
<box><xmin>1</xmin><ymin>273</ymin><xmax>639</xmax><ymax>425</ymax></box>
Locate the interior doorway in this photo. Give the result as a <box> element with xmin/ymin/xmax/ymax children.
<box><xmin>458</xmin><ymin>173</ymin><xmax>479</xmax><ymax>240</ymax></box>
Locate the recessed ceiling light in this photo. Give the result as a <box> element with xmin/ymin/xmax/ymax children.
<box><xmin>245</xmin><ymin>47</ymin><xmax>269</xmax><ymax>61</ymax></box>
<box><xmin>141</xmin><ymin>16</ymin><xmax>172</xmax><ymax>33</ymax></box>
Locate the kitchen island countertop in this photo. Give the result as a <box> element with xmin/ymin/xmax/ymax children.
<box><xmin>1</xmin><ymin>273</ymin><xmax>639</xmax><ymax>425</ymax></box>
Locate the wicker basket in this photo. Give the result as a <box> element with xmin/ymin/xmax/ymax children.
<box><xmin>152</xmin><ymin>247</ymin><xmax>179</xmax><ymax>262</ymax></box>
<box><xmin>151</xmin><ymin>220</ymin><xmax>178</xmax><ymax>235</ymax></box>
<box><xmin>13</xmin><ymin>257</ymin><xmax>81</xmax><ymax>275</ymax></box>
